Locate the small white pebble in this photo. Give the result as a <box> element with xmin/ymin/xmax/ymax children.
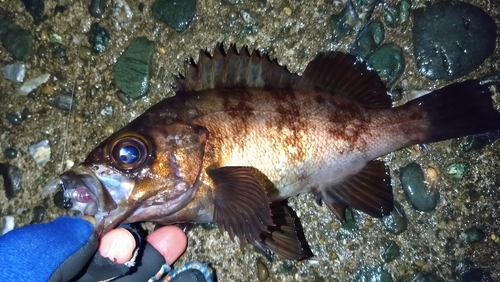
<box><xmin>2</xmin><ymin>216</ymin><xmax>15</xmax><ymax>235</ymax></box>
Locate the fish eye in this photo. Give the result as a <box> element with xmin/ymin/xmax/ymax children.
<box><xmin>109</xmin><ymin>134</ymin><xmax>151</xmax><ymax>172</ymax></box>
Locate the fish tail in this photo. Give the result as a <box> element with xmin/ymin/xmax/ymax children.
<box><xmin>406</xmin><ymin>80</ymin><xmax>500</xmax><ymax>143</ymax></box>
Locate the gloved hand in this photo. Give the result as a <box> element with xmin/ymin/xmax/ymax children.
<box><xmin>0</xmin><ymin>216</ymin><xmax>211</xmax><ymax>281</ymax></box>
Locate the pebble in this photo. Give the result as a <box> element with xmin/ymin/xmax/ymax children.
<box><xmin>463</xmin><ymin>227</ymin><xmax>484</xmax><ymax>244</ymax></box>
<box><xmin>347</xmin><ymin>266</ymin><xmax>394</xmax><ymax>282</ymax></box>
<box><xmin>256</xmin><ymin>260</ymin><xmax>269</xmax><ymax>281</ymax></box>
<box><xmin>32</xmin><ymin>206</ymin><xmax>46</xmax><ymax>223</ymax></box>
<box><xmin>54</xmin><ymin>190</ymin><xmax>72</xmax><ymax>209</ymax></box>
<box><xmin>367</xmin><ymin>43</ymin><xmax>405</xmax><ymax>85</ymax></box>
<box><xmin>445</xmin><ymin>163</ymin><xmax>466</xmax><ymax>179</ymax></box>
<box><xmin>77</xmin><ymin>46</ymin><xmax>92</xmax><ymax>61</ymax></box>
<box><xmin>3</xmin><ymin>63</ymin><xmax>26</xmax><ymax>82</ymax></box>
<box><xmin>52</xmin><ymin>92</ymin><xmax>76</xmax><ymax>111</ymax></box>
<box><xmin>4</xmin><ymin>148</ymin><xmax>18</xmax><ymax>159</ymax></box>
<box><xmin>462</xmin><ymin>130</ymin><xmax>500</xmax><ymax>152</ymax></box>
<box><xmin>89</xmin><ymin>0</ymin><xmax>107</xmax><ymax>18</ymax></box>
<box><xmin>16</xmin><ymin>73</ymin><xmax>50</xmax><ymax>96</ymax></box>
<box><xmin>399</xmin><ymin>162</ymin><xmax>439</xmax><ymax>212</ymax></box>
<box><xmin>21</xmin><ymin>0</ymin><xmax>45</xmax><ymax>24</ymax></box>
<box><xmin>114</xmin><ymin>37</ymin><xmax>155</xmax><ymax>99</ymax></box>
<box><xmin>6</xmin><ymin>113</ymin><xmax>22</xmax><ymax>125</ymax></box>
<box><xmin>152</xmin><ymin>0</ymin><xmax>197</xmax><ymax>32</ymax></box>
<box><xmin>28</xmin><ymin>139</ymin><xmax>51</xmax><ymax>167</ymax></box>
<box><xmin>21</xmin><ymin>108</ymin><xmax>32</xmax><ymax>120</ymax></box>
<box><xmin>1</xmin><ymin>216</ymin><xmax>15</xmax><ymax>235</ymax></box>
<box><xmin>0</xmin><ymin>20</ymin><xmax>33</xmax><ymax>61</ymax></box>
<box><xmin>342</xmin><ymin>208</ymin><xmax>356</xmax><ymax>231</ymax></box>
<box><xmin>381</xmin><ymin>241</ymin><xmax>401</xmax><ymax>263</ymax></box>
<box><xmin>384</xmin><ymin>0</ymin><xmax>411</xmax><ymax>27</ymax></box>
<box><xmin>412</xmin><ymin>272</ymin><xmax>445</xmax><ymax>282</ymax></box>
<box><xmin>0</xmin><ymin>163</ymin><xmax>23</xmax><ymax>200</ymax></box>
<box><xmin>37</xmin><ymin>45</ymin><xmax>48</xmax><ymax>57</ymax></box>
<box><xmin>101</xmin><ymin>105</ymin><xmax>113</xmax><ymax>117</ymax></box>
<box><xmin>41</xmin><ymin>85</ymin><xmax>55</xmax><ymax>96</ymax></box>
<box><xmin>89</xmin><ymin>23</ymin><xmax>110</xmax><ymax>53</ymax></box>
<box><xmin>491</xmin><ymin>233</ymin><xmax>500</xmax><ymax>243</ymax></box>
<box><xmin>382</xmin><ymin>201</ymin><xmax>407</xmax><ymax>235</ymax></box>
<box><xmin>330</xmin><ymin>0</ymin><xmax>361</xmax><ymax>45</ymax></box>
<box><xmin>352</xmin><ymin>21</ymin><xmax>385</xmax><ymax>59</ymax></box>
<box><xmin>412</xmin><ymin>2</ymin><xmax>496</xmax><ymax>80</ymax></box>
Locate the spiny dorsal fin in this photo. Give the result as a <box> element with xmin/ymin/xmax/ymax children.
<box><xmin>173</xmin><ymin>43</ymin><xmax>300</xmax><ymax>92</ymax></box>
<box><xmin>297</xmin><ymin>51</ymin><xmax>391</xmax><ymax>108</ymax></box>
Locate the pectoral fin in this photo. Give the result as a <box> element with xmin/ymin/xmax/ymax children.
<box><xmin>207</xmin><ymin>166</ymin><xmax>272</xmax><ymax>244</ymax></box>
<box><xmin>318</xmin><ymin>160</ymin><xmax>394</xmax><ymax>221</ymax></box>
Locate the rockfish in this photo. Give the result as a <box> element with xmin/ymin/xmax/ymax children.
<box><xmin>58</xmin><ymin>43</ymin><xmax>500</xmax><ymax>260</ymax></box>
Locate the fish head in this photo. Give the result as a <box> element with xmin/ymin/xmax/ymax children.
<box><xmin>59</xmin><ymin>120</ymin><xmax>208</xmax><ymax>235</ymax></box>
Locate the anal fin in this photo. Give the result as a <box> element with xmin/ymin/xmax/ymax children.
<box><xmin>319</xmin><ymin>160</ymin><xmax>394</xmax><ymax>220</ymax></box>
<box><xmin>207</xmin><ymin>166</ymin><xmax>272</xmax><ymax>244</ymax></box>
<box><xmin>256</xmin><ymin>201</ymin><xmax>313</xmax><ymax>260</ymax></box>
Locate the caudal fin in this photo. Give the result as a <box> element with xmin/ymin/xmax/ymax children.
<box><xmin>409</xmin><ymin>80</ymin><xmax>500</xmax><ymax>143</ymax></box>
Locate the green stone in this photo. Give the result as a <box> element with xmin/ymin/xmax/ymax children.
<box><xmin>347</xmin><ymin>266</ymin><xmax>394</xmax><ymax>282</ymax></box>
<box><xmin>383</xmin><ymin>201</ymin><xmax>407</xmax><ymax>235</ymax></box>
<box><xmin>446</xmin><ymin>163</ymin><xmax>466</xmax><ymax>179</ymax></box>
<box><xmin>367</xmin><ymin>43</ymin><xmax>405</xmax><ymax>85</ymax></box>
<box><xmin>381</xmin><ymin>241</ymin><xmax>401</xmax><ymax>262</ymax></box>
<box><xmin>152</xmin><ymin>0</ymin><xmax>197</xmax><ymax>32</ymax></box>
<box><xmin>256</xmin><ymin>260</ymin><xmax>269</xmax><ymax>281</ymax></box>
<box><xmin>342</xmin><ymin>207</ymin><xmax>356</xmax><ymax>230</ymax></box>
<box><xmin>330</xmin><ymin>0</ymin><xmax>361</xmax><ymax>45</ymax></box>
<box><xmin>0</xmin><ymin>21</ymin><xmax>33</xmax><ymax>62</ymax></box>
<box><xmin>352</xmin><ymin>21</ymin><xmax>385</xmax><ymax>59</ymax></box>
<box><xmin>89</xmin><ymin>23</ymin><xmax>110</xmax><ymax>54</ymax></box>
<box><xmin>463</xmin><ymin>227</ymin><xmax>484</xmax><ymax>244</ymax></box>
<box><xmin>114</xmin><ymin>37</ymin><xmax>155</xmax><ymax>100</ymax></box>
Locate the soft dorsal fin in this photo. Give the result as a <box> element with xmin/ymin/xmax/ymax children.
<box><xmin>296</xmin><ymin>51</ymin><xmax>391</xmax><ymax>108</ymax></box>
<box><xmin>173</xmin><ymin>43</ymin><xmax>300</xmax><ymax>92</ymax></box>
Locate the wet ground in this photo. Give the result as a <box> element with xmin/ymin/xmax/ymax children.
<box><xmin>1</xmin><ymin>0</ymin><xmax>499</xmax><ymax>281</ymax></box>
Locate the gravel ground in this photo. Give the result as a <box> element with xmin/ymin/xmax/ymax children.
<box><xmin>1</xmin><ymin>0</ymin><xmax>499</xmax><ymax>281</ymax></box>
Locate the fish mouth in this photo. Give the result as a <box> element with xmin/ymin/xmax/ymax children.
<box><xmin>59</xmin><ymin>166</ymin><xmax>117</xmax><ymax>217</ymax></box>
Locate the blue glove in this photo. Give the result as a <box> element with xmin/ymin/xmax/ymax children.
<box><xmin>0</xmin><ymin>216</ymin><xmax>214</xmax><ymax>281</ymax></box>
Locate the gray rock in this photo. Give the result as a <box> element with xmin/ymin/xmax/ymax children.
<box><xmin>152</xmin><ymin>0</ymin><xmax>197</xmax><ymax>32</ymax></box>
<box><xmin>3</xmin><ymin>63</ymin><xmax>25</xmax><ymax>82</ymax></box>
<box><xmin>0</xmin><ymin>20</ymin><xmax>33</xmax><ymax>61</ymax></box>
<box><xmin>412</xmin><ymin>2</ymin><xmax>496</xmax><ymax>80</ymax></box>
<box><xmin>367</xmin><ymin>43</ymin><xmax>405</xmax><ymax>85</ymax></box>
<box><xmin>399</xmin><ymin>162</ymin><xmax>440</xmax><ymax>212</ymax></box>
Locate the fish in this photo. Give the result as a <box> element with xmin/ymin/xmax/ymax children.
<box><xmin>57</xmin><ymin>43</ymin><xmax>500</xmax><ymax>260</ymax></box>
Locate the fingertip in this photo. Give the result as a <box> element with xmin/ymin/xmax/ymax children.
<box><xmin>99</xmin><ymin>228</ymin><xmax>136</xmax><ymax>264</ymax></box>
<box><xmin>146</xmin><ymin>226</ymin><xmax>187</xmax><ymax>265</ymax></box>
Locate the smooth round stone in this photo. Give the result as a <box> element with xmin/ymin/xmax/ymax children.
<box><xmin>37</xmin><ymin>45</ymin><xmax>48</xmax><ymax>57</ymax></box>
<box><xmin>347</xmin><ymin>266</ymin><xmax>393</xmax><ymax>282</ymax></box>
<box><xmin>384</xmin><ymin>0</ymin><xmax>411</xmax><ymax>27</ymax></box>
<box><xmin>0</xmin><ymin>163</ymin><xmax>23</xmax><ymax>200</ymax></box>
<box><xmin>89</xmin><ymin>0</ymin><xmax>107</xmax><ymax>18</ymax></box>
<box><xmin>52</xmin><ymin>92</ymin><xmax>76</xmax><ymax>111</ymax></box>
<box><xmin>152</xmin><ymin>0</ymin><xmax>197</xmax><ymax>32</ymax></box>
<box><xmin>412</xmin><ymin>2</ymin><xmax>496</xmax><ymax>80</ymax></box>
<box><xmin>383</xmin><ymin>201</ymin><xmax>407</xmax><ymax>235</ymax></box>
<box><xmin>54</xmin><ymin>190</ymin><xmax>72</xmax><ymax>209</ymax></box>
<box><xmin>22</xmin><ymin>108</ymin><xmax>31</xmax><ymax>120</ymax></box>
<box><xmin>114</xmin><ymin>37</ymin><xmax>155</xmax><ymax>99</ymax></box>
<box><xmin>32</xmin><ymin>206</ymin><xmax>46</xmax><ymax>223</ymax></box>
<box><xmin>330</xmin><ymin>0</ymin><xmax>361</xmax><ymax>45</ymax></box>
<box><xmin>381</xmin><ymin>241</ymin><xmax>401</xmax><ymax>263</ymax></box>
<box><xmin>78</xmin><ymin>46</ymin><xmax>92</xmax><ymax>61</ymax></box>
<box><xmin>399</xmin><ymin>162</ymin><xmax>439</xmax><ymax>212</ymax></box>
<box><xmin>463</xmin><ymin>227</ymin><xmax>484</xmax><ymax>244</ymax></box>
<box><xmin>21</xmin><ymin>0</ymin><xmax>45</xmax><ymax>24</ymax></box>
<box><xmin>4</xmin><ymin>148</ymin><xmax>18</xmax><ymax>158</ymax></box>
<box><xmin>412</xmin><ymin>273</ymin><xmax>445</xmax><ymax>282</ymax></box>
<box><xmin>6</xmin><ymin>113</ymin><xmax>22</xmax><ymax>125</ymax></box>
<box><xmin>89</xmin><ymin>23</ymin><xmax>110</xmax><ymax>53</ymax></box>
<box><xmin>367</xmin><ymin>43</ymin><xmax>405</xmax><ymax>85</ymax></box>
<box><xmin>342</xmin><ymin>208</ymin><xmax>356</xmax><ymax>231</ymax></box>
<box><xmin>352</xmin><ymin>21</ymin><xmax>385</xmax><ymax>59</ymax></box>
<box><xmin>0</xmin><ymin>21</ymin><xmax>33</xmax><ymax>61</ymax></box>
<box><xmin>256</xmin><ymin>260</ymin><xmax>269</xmax><ymax>281</ymax></box>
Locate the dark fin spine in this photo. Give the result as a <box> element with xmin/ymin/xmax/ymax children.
<box><xmin>256</xmin><ymin>201</ymin><xmax>313</xmax><ymax>260</ymax></box>
<box><xmin>173</xmin><ymin>43</ymin><xmax>301</xmax><ymax>93</ymax></box>
<box><xmin>407</xmin><ymin>80</ymin><xmax>500</xmax><ymax>143</ymax></box>
<box><xmin>318</xmin><ymin>160</ymin><xmax>393</xmax><ymax>219</ymax></box>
